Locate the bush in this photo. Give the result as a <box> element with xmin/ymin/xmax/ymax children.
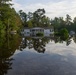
<box><xmin>60</xmin><ymin>28</ymin><xmax>69</xmax><ymax>41</ymax></box>
<box><xmin>54</xmin><ymin>32</ymin><xmax>60</xmax><ymax>36</ymax></box>
<box><xmin>36</xmin><ymin>32</ymin><xmax>44</xmax><ymax>36</ymax></box>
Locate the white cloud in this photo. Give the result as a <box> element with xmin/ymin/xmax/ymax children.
<box><xmin>12</xmin><ymin>0</ymin><xmax>76</xmax><ymax>19</ymax></box>
<box><xmin>11</xmin><ymin>1</ymin><xmax>23</xmax><ymax>11</ymax></box>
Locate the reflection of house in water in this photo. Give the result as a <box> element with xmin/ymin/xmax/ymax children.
<box><xmin>21</xmin><ymin>27</ymin><xmax>54</xmax><ymax>37</ymax></box>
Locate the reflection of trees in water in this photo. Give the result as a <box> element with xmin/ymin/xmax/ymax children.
<box><xmin>19</xmin><ymin>37</ymin><xmax>51</xmax><ymax>53</ymax></box>
<box><xmin>54</xmin><ymin>36</ymin><xmax>73</xmax><ymax>46</ymax></box>
<box><xmin>33</xmin><ymin>38</ymin><xmax>46</xmax><ymax>53</ymax></box>
<box><xmin>54</xmin><ymin>35</ymin><xmax>76</xmax><ymax>45</ymax></box>
<box><xmin>0</xmin><ymin>33</ymin><xmax>75</xmax><ymax>75</ymax></box>
<box><xmin>54</xmin><ymin>36</ymin><xmax>72</xmax><ymax>46</ymax></box>
<box><xmin>0</xmin><ymin>58</ymin><xmax>13</xmax><ymax>75</ymax></box>
<box><xmin>19</xmin><ymin>36</ymin><xmax>76</xmax><ymax>53</ymax></box>
<box><xmin>0</xmin><ymin>34</ymin><xmax>21</xmax><ymax>75</ymax></box>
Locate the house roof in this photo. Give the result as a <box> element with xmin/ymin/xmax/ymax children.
<box><xmin>24</xmin><ymin>26</ymin><xmax>54</xmax><ymax>29</ymax></box>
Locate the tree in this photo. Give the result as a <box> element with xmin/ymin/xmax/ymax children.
<box><xmin>65</xmin><ymin>14</ymin><xmax>72</xmax><ymax>25</ymax></box>
<box><xmin>9</xmin><ymin>8</ymin><xmax>22</xmax><ymax>31</ymax></box>
<box><xmin>41</xmin><ymin>16</ymin><xmax>51</xmax><ymax>27</ymax></box>
<box><xmin>19</xmin><ymin>8</ymin><xmax>51</xmax><ymax>28</ymax></box>
<box><xmin>33</xmin><ymin>8</ymin><xmax>45</xmax><ymax>27</ymax></box>
<box><xmin>0</xmin><ymin>0</ymin><xmax>22</xmax><ymax>33</ymax></box>
<box><xmin>51</xmin><ymin>17</ymin><xmax>61</xmax><ymax>31</ymax></box>
<box><xmin>0</xmin><ymin>21</ymin><xmax>5</xmax><ymax>34</ymax></box>
<box><xmin>27</xmin><ymin>12</ymin><xmax>33</xmax><ymax>20</ymax></box>
<box><xmin>27</xmin><ymin>20</ymin><xmax>33</xmax><ymax>28</ymax></box>
<box><xmin>73</xmin><ymin>17</ymin><xmax>76</xmax><ymax>32</ymax></box>
<box><xmin>19</xmin><ymin>10</ymin><xmax>27</xmax><ymax>27</ymax></box>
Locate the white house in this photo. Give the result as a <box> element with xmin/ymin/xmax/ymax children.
<box><xmin>22</xmin><ymin>27</ymin><xmax>54</xmax><ymax>37</ymax></box>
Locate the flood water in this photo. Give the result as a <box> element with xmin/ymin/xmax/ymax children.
<box><xmin>0</xmin><ymin>34</ymin><xmax>76</xmax><ymax>75</ymax></box>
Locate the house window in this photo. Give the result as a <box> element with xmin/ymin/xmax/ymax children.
<box><xmin>27</xmin><ymin>32</ymin><xmax>29</xmax><ymax>34</ymax></box>
<box><xmin>32</xmin><ymin>29</ymin><xmax>35</xmax><ymax>31</ymax></box>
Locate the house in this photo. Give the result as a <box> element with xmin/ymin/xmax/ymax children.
<box><xmin>22</xmin><ymin>27</ymin><xmax>54</xmax><ymax>37</ymax></box>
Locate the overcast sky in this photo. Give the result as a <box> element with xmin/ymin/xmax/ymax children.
<box><xmin>12</xmin><ymin>0</ymin><xmax>76</xmax><ymax>19</ymax></box>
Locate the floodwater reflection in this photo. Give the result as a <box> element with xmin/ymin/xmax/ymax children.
<box><xmin>19</xmin><ymin>36</ymin><xmax>75</xmax><ymax>53</ymax></box>
<box><xmin>0</xmin><ymin>34</ymin><xmax>21</xmax><ymax>75</ymax></box>
<box><xmin>19</xmin><ymin>37</ymin><xmax>51</xmax><ymax>53</ymax></box>
<box><xmin>0</xmin><ymin>34</ymin><xmax>76</xmax><ymax>75</ymax></box>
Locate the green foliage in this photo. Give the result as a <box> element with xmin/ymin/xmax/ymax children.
<box><xmin>18</xmin><ymin>10</ymin><xmax>27</xmax><ymax>27</ymax></box>
<box><xmin>19</xmin><ymin>9</ymin><xmax>51</xmax><ymax>28</ymax></box>
<box><xmin>0</xmin><ymin>33</ymin><xmax>21</xmax><ymax>75</ymax></box>
<box><xmin>54</xmin><ymin>32</ymin><xmax>60</xmax><ymax>36</ymax></box>
<box><xmin>0</xmin><ymin>0</ymin><xmax>22</xmax><ymax>34</ymax></box>
<box><xmin>65</xmin><ymin>14</ymin><xmax>72</xmax><ymax>25</ymax></box>
<box><xmin>1</xmin><ymin>0</ymin><xmax>76</xmax><ymax>35</ymax></box>
<box><xmin>54</xmin><ymin>28</ymin><xmax>69</xmax><ymax>41</ymax></box>
<box><xmin>0</xmin><ymin>21</ymin><xmax>5</xmax><ymax>34</ymax></box>
<box><xmin>36</xmin><ymin>32</ymin><xmax>44</xmax><ymax>36</ymax></box>
<box><xmin>73</xmin><ymin>17</ymin><xmax>76</xmax><ymax>32</ymax></box>
<box><xmin>50</xmin><ymin>14</ymin><xmax>76</xmax><ymax>33</ymax></box>
<box><xmin>27</xmin><ymin>20</ymin><xmax>33</xmax><ymax>27</ymax></box>
<box><xmin>18</xmin><ymin>9</ymin><xmax>76</xmax><ymax>33</ymax></box>
<box><xmin>60</xmin><ymin>28</ymin><xmax>69</xmax><ymax>41</ymax></box>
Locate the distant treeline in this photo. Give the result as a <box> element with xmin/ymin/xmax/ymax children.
<box><xmin>19</xmin><ymin>9</ymin><xmax>76</xmax><ymax>32</ymax></box>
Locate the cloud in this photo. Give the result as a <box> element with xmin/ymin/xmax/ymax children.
<box><xmin>11</xmin><ymin>1</ymin><xmax>23</xmax><ymax>11</ymax></box>
<box><xmin>12</xmin><ymin>0</ymin><xmax>76</xmax><ymax>19</ymax></box>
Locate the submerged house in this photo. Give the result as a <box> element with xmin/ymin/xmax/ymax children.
<box><xmin>22</xmin><ymin>27</ymin><xmax>54</xmax><ymax>37</ymax></box>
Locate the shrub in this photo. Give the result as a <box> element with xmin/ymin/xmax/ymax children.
<box><xmin>54</xmin><ymin>32</ymin><xmax>60</xmax><ymax>36</ymax></box>
<box><xmin>60</xmin><ymin>28</ymin><xmax>69</xmax><ymax>41</ymax></box>
<box><xmin>36</xmin><ymin>32</ymin><xmax>44</xmax><ymax>36</ymax></box>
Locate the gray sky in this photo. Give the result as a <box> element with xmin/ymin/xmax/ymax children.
<box><xmin>12</xmin><ymin>0</ymin><xmax>76</xmax><ymax>19</ymax></box>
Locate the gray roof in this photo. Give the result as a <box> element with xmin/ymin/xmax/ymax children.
<box><xmin>24</xmin><ymin>27</ymin><xmax>54</xmax><ymax>29</ymax></box>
